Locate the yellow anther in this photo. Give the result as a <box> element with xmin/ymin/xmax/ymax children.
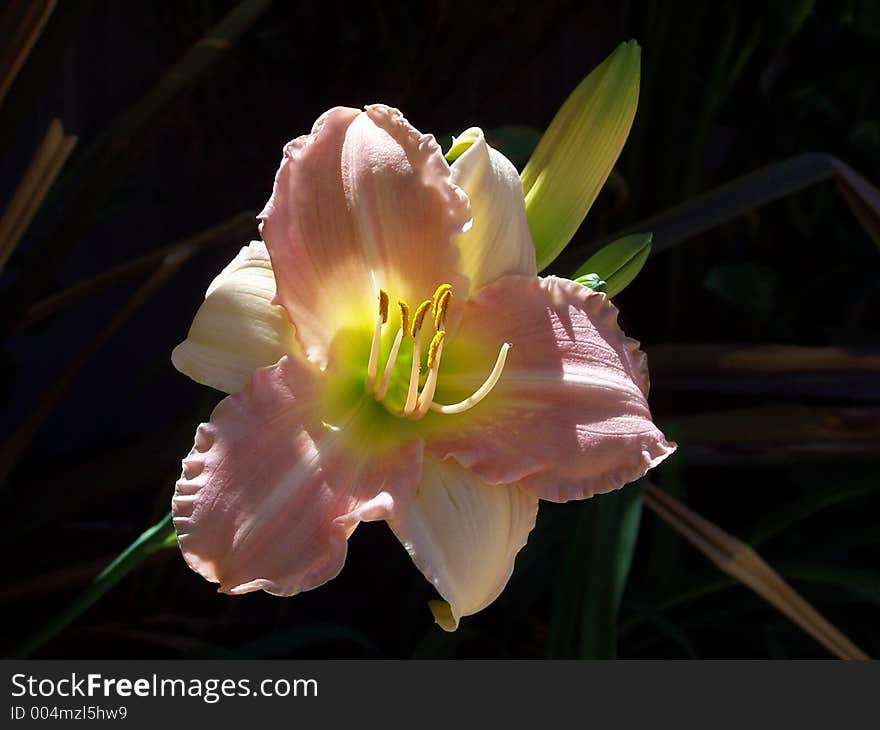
<box><xmin>411</xmin><ymin>299</ymin><xmax>432</xmax><ymax>337</ymax></box>
<box><xmin>377</xmin><ymin>289</ymin><xmax>389</xmax><ymax>323</ymax></box>
<box><xmin>431</xmin><ymin>283</ymin><xmax>453</xmax><ymax>317</ymax></box>
<box><xmin>427</xmin><ymin>330</ymin><xmax>446</xmax><ymax>369</ymax></box>
<box><xmin>398</xmin><ymin>300</ymin><xmax>410</xmax><ymax>336</ymax></box>
<box><xmin>433</xmin><ymin>289</ymin><xmax>452</xmax><ymax>331</ymax></box>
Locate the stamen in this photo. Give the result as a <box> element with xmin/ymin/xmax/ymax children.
<box><xmin>430</xmin><ymin>343</ymin><xmax>511</xmax><ymax>415</ymax></box>
<box><xmin>377</xmin><ymin>289</ymin><xmax>389</xmax><ymax>323</ymax></box>
<box><xmin>375</xmin><ymin>327</ymin><xmax>404</xmax><ymax>400</ymax></box>
<box><xmin>366</xmin><ymin>289</ymin><xmax>390</xmax><ymax>393</ymax></box>
<box><xmin>398</xmin><ymin>300</ymin><xmax>410</xmax><ymax>336</ymax></box>
<box><xmin>411</xmin><ymin>299</ymin><xmax>432</xmax><ymax>337</ymax></box>
<box><xmin>364</xmin><ymin>314</ymin><xmax>383</xmax><ymax>394</ymax></box>
<box><xmin>414</xmin><ymin>331</ymin><xmax>447</xmax><ymax>418</ymax></box>
<box><xmin>433</xmin><ymin>289</ymin><xmax>452</xmax><ymax>331</ymax></box>
<box><xmin>403</xmin><ymin>330</ymin><xmax>422</xmax><ymax>416</ymax></box>
<box><xmin>426</xmin><ymin>329</ymin><xmax>446</xmax><ymax>369</ymax></box>
<box><xmin>431</xmin><ymin>283</ymin><xmax>452</xmax><ymax>317</ymax></box>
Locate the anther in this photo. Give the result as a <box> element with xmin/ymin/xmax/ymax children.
<box><xmin>431</xmin><ymin>284</ymin><xmax>452</xmax><ymax>317</ymax></box>
<box><xmin>411</xmin><ymin>299</ymin><xmax>432</xmax><ymax>337</ymax></box>
<box><xmin>427</xmin><ymin>330</ymin><xmax>446</xmax><ymax>369</ymax></box>
<box><xmin>433</xmin><ymin>289</ymin><xmax>452</xmax><ymax>331</ymax></box>
<box><xmin>398</xmin><ymin>300</ymin><xmax>410</xmax><ymax>337</ymax></box>
<box><xmin>377</xmin><ymin>289</ymin><xmax>389</xmax><ymax>323</ymax></box>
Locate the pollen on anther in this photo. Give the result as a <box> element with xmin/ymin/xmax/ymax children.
<box><xmin>431</xmin><ymin>284</ymin><xmax>453</xmax><ymax>317</ymax></box>
<box><xmin>377</xmin><ymin>289</ymin><xmax>390</xmax><ymax>323</ymax></box>
<box><xmin>411</xmin><ymin>299</ymin><xmax>432</xmax><ymax>336</ymax></box>
<box><xmin>427</xmin><ymin>330</ymin><xmax>446</xmax><ymax>369</ymax></box>
<box><xmin>398</xmin><ymin>300</ymin><xmax>410</xmax><ymax>335</ymax></box>
<box><xmin>433</xmin><ymin>290</ymin><xmax>452</xmax><ymax>331</ymax></box>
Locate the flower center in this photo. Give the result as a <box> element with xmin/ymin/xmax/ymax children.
<box><xmin>363</xmin><ymin>283</ymin><xmax>510</xmax><ymax>420</ymax></box>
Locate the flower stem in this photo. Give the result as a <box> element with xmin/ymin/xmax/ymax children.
<box><xmin>10</xmin><ymin>512</ymin><xmax>175</xmax><ymax>658</ymax></box>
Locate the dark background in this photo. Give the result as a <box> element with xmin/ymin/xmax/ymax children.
<box><xmin>1</xmin><ymin>0</ymin><xmax>878</xmax><ymax>658</ymax></box>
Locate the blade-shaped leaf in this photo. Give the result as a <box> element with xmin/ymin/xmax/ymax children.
<box><xmin>647</xmin><ymin>344</ymin><xmax>880</xmax><ymax>401</ymax></box>
<box><xmin>11</xmin><ymin>512</ymin><xmax>175</xmax><ymax>658</ymax></box>
<box><xmin>0</xmin><ymin>0</ymin><xmax>271</xmax><ymax>332</ymax></box>
<box><xmin>0</xmin><ymin>117</ymin><xmax>76</xmax><ymax>272</ymax></box>
<box><xmin>523</xmin><ymin>41</ymin><xmax>640</xmax><ymax>271</ymax></box>
<box><xmin>643</xmin><ymin>483</ymin><xmax>869</xmax><ymax>660</ymax></box>
<box><xmin>557</xmin><ymin>153</ymin><xmax>880</xmax><ymax>270</ymax></box>
<box><xmin>573</xmin><ymin>232</ymin><xmax>652</xmax><ymax>297</ymax></box>
<box><xmin>0</xmin><ymin>0</ymin><xmax>56</xmax><ymax>107</ymax></box>
<box><xmin>546</xmin><ymin>481</ymin><xmax>644</xmax><ymax>658</ymax></box>
<box><xmin>665</xmin><ymin>404</ymin><xmax>880</xmax><ymax>465</ymax></box>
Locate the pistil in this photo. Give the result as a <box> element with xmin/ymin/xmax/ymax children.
<box><xmin>367</xmin><ymin>283</ymin><xmax>510</xmax><ymax>420</ymax></box>
<box><xmin>430</xmin><ymin>343</ymin><xmax>511</xmax><ymax>414</ymax></box>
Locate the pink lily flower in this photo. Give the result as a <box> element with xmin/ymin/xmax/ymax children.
<box><xmin>171</xmin><ymin>104</ymin><xmax>675</xmax><ymax>630</ymax></box>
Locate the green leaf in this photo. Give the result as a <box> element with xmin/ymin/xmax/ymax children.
<box><xmin>665</xmin><ymin>404</ymin><xmax>880</xmax><ymax>465</ymax></box>
<box><xmin>572</xmin><ymin>232</ymin><xmax>652</xmax><ymax>297</ymax></box>
<box><xmin>522</xmin><ymin>41</ymin><xmax>641</xmax><ymax>271</ymax></box>
<box><xmin>745</xmin><ymin>475</ymin><xmax>880</xmax><ymax>547</ymax></box>
<box><xmin>546</xmin><ymin>480</ymin><xmax>644</xmax><ymax>658</ymax></box>
<box><xmin>779</xmin><ymin>563</ymin><xmax>880</xmax><ymax>606</ymax></box>
<box><xmin>561</xmin><ymin>153</ymin><xmax>880</xmax><ymax>268</ymax></box>
<box><xmin>11</xmin><ymin>512</ymin><xmax>175</xmax><ymax>657</ymax></box>
<box><xmin>579</xmin><ymin>481</ymin><xmax>644</xmax><ymax>658</ymax></box>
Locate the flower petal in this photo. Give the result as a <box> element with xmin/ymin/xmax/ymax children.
<box><xmin>171</xmin><ymin>241</ymin><xmax>298</xmax><ymax>394</ymax></box>
<box><xmin>427</xmin><ymin>275</ymin><xmax>675</xmax><ymax>502</ymax></box>
<box><xmin>387</xmin><ymin>456</ymin><xmax>538</xmax><ymax>631</ymax></box>
<box><xmin>173</xmin><ymin>355</ymin><xmax>423</xmax><ymax>596</ymax></box>
<box><xmin>258</xmin><ymin>105</ymin><xmax>470</xmax><ymax>367</ymax></box>
<box><xmin>450</xmin><ymin>127</ymin><xmax>536</xmax><ymax>294</ymax></box>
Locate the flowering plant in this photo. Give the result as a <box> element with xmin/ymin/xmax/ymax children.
<box><xmin>170</xmin><ymin>44</ymin><xmax>673</xmax><ymax>629</ymax></box>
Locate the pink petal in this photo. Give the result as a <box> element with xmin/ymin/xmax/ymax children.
<box><xmin>427</xmin><ymin>276</ymin><xmax>675</xmax><ymax>502</ymax></box>
<box><xmin>258</xmin><ymin>105</ymin><xmax>470</xmax><ymax>367</ymax></box>
<box><xmin>173</xmin><ymin>355</ymin><xmax>422</xmax><ymax>595</ymax></box>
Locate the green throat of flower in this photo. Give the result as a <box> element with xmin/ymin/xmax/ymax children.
<box><xmin>364</xmin><ymin>283</ymin><xmax>510</xmax><ymax>420</ymax></box>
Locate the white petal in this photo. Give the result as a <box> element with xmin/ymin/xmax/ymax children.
<box><xmin>451</xmin><ymin>128</ymin><xmax>537</xmax><ymax>294</ymax></box>
<box><xmin>172</xmin><ymin>241</ymin><xmax>298</xmax><ymax>393</ymax></box>
<box><xmin>388</xmin><ymin>456</ymin><xmax>539</xmax><ymax>631</ymax></box>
